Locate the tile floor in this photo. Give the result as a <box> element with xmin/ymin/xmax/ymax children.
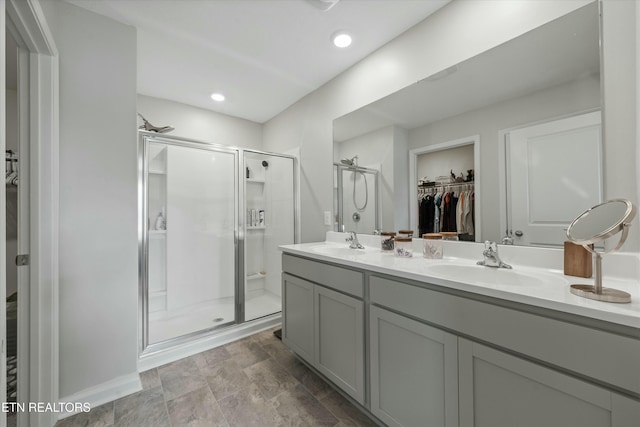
<box><xmin>55</xmin><ymin>326</ymin><xmax>378</xmax><ymax>427</ymax></box>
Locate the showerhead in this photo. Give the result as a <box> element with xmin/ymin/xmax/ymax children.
<box><xmin>138</xmin><ymin>113</ymin><xmax>175</xmax><ymax>133</ymax></box>
<box><xmin>341</xmin><ymin>155</ymin><xmax>358</xmax><ymax>167</ymax></box>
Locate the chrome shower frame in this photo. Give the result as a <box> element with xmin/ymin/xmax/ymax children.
<box><xmin>334</xmin><ymin>162</ymin><xmax>380</xmax><ymax>232</ymax></box>
<box><xmin>138</xmin><ymin>131</ymin><xmax>299</xmax><ymax>359</ymax></box>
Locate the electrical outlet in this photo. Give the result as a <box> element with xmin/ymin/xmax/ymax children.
<box><xmin>324</xmin><ymin>211</ymin><xmax>332</xmax><ymax>226</ymax></box>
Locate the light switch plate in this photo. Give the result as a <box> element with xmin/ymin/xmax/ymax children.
<box><xmin>324</xmin><ymin>211</ymin><xmax>332</xmax><ymax>226</ymax></box>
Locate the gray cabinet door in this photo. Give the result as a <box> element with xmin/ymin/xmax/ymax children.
<box><xmin>370</xmin><ymin>306</ymin><xmax>459</xmax><ymax>427</ymax></box>
<box><xmin>458</xmin><ymin>338</ymin><xmax>640</xmax><ymax>427</ymax></box>
<box><xmin>314</xmin><ymin>285</ymin><xmax>365</xmax><ymax>404</ymax></box>
<box><xmin>282</xmin><ymin>273</ymin><xmax>314</xmax><ymax>363</ymax></box>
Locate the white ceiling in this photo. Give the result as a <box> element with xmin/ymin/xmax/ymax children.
<box><xmin>63</xmin><ymin>0</ymin><xmax>450</xmax><ymax>123</ymax></box>
<box><xmin>334</xmin><ymin>2</ymin><xmax>600</xmax><ymax>142</ymax></box>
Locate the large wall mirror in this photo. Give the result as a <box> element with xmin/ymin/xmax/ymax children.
<box><xmin>333</xmin><ymin>1</ymin><xmax>601</xmax><ymax>247</ymax></box>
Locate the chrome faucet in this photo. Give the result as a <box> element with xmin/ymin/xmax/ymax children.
<box><xmin>346</xmin><ymin>231</ymin><xmax>364</xmax><ymax>249</ymax></box>
<box><xmin>501</xmin><ymin>230</ymin><xmax>514</xmax><ymax>245</ymax></box>
<box><xmin>477</xmin><ymin>241</ymin><xmax>512</xmax><ymax>269</ymax></box>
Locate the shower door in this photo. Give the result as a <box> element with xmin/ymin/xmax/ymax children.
<box><xmin>243</xmin><ymin>151</ymin><xmax>295</xmax><ymax>321</ymax></box>
<box><xmin>335</xmin><ymin>165</ymin><xmax>379</xmax><ymax>233</ymax></box>
<box><xmin>141</xmin><ymin>135</ymin><xmax>238</xmax><ymax>348</ymax></box>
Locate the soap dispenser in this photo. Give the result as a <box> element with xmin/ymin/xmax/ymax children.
<box><xmin>155</xmin><ymin>208</ymin><xmax>166</xmax><ymax>230</ymax></box>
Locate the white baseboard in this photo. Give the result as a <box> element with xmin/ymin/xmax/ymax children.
<box><xmin>138</xmin><ymin>314</ymin><xmax>281</xmax><ymax>371</ymax></box>
<box><xmin>56</xmin><ymin>372</ymin><xmax>142</xmax><ymax>420</ymax></box>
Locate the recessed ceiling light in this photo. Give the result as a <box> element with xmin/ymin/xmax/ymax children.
<box><xmin>210</xmin><ymin>93</ymin><xmax>225</xmax><ymax>102</ymax></box>
<box><xmin>332</xmin><ymin>31</ymin><xmax>352</xmax><ymax>48</ymax></box>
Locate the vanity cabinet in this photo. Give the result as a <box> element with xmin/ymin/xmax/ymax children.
<box><xmin>458</xmin><ymin>338</ymin><xmax>640</xmax><ymax>427</ymax></box>
<box><xmin>281</xmin><ymin>253</ymin><xmax>640</xmax><ymax>426</ymax></box>
<box><xmin>315</xmin><ymin>285</ymin><xmax>364</xmax><ymax>403</ymax></box>
<box><xmin>281</xmin><ymin>254</ymin><xmax>366</xmax><ymax>404</ymax></box>
<box><xmin>282</xmin><ymin>274</ymin><xmax>314</xmax><ymax>363</ymax></box>
<box><xmin>370</xmin><ymin>306</ymin><xmax>458</xmax><ymax>427</ymax></box>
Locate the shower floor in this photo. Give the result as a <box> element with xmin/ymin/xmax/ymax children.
<box><xmin>148</xmin><ymin>290</ymin><xmax>281</xmax><ymax>344</ymax></box>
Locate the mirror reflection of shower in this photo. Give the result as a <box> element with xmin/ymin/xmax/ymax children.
<box><xmin>341</xmin><ymin>156</ymin><xmax>368</xmax><ymax>213</ymax></box>
<box><xmin>334</xmin><ymin>158</ymin><xmax>379</xmax><ymax>233</ymax></box>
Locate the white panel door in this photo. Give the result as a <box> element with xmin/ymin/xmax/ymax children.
<box><xmin>507</xmin><ymin>111</ymin><xmax>602</xmax><ymax>247</ymax></box>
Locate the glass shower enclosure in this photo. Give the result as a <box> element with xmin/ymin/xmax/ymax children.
<box><xmin>334</xmin><ymin>163</ymin><xmax>380</xmax><ymax>233</ymax></box>
<box><xmin>138</xmin><ymin>133</ymin><xmax>296</xmax><ymax>353</ymax></box>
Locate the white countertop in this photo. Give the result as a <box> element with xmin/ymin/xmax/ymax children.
<box><xmin>280</xmin><ymin>236</ymin><xmax>640</xmax><ymax>329</ymax></box>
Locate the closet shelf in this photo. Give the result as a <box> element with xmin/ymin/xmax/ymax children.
<box><xmin>419</xmin><ymin>180</ymin><xmax>474</xmax><ymax>188</ymax></box>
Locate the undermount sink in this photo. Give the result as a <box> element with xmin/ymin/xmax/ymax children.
<box><xmin>310</xmin><ymin>244</ymin><xmax>371</xmax><ymax>257</ymax></box>
<box><xmin>426</xmin><ymin>264</ymin><xmax>562</xmax><ymax>288</ymax></box>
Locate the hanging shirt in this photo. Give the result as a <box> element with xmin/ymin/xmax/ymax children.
<box><xmin>434</xmin><ymin>192</ymin><xmax>442</xmax><ymax>233</ymax></box>
<box><xmin>456</xmin><ymin>191</ymin><xmax>465</xmax><ymax>233</ymax></box>
<box><xmin>441</xmin><ymin>192</ymin><xmax>451</xmax><ymax>232</ymax></box>
<box><xmin>419</xmin><ymin>194</ymin><xmax>435</xmax><ymax>236</ymax></box>
<box><xmin>448</xmin><ymin>193</ymin><xmax>458</xmax><ymax>232</ymax></box>
<box><xmin>464</xmin><ymin>191</ymin><xmax>475</xmax><ymax>237</ymax></box>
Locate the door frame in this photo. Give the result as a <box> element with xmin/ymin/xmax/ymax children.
<box><xmin>4</xmin><ymin>1</ymin><xmax>59</xmax><ymax>426</ymax></box>
<box><xmin>409</xmin><ymin>135</ymin><xmax>481</xmax><ymax>240</ymax></box>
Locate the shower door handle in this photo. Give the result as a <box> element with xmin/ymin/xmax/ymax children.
<box><xmin>16</xmin><ymin>254</ymin><xmax>29</xmax><ymax>266</ymax></box>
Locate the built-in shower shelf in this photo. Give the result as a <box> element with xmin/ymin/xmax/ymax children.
<box><xmin>247</xmin><ymin>272</ymin><xmax>267</xmax><ymax>281</ymax></box>
<box><xmin>247</xmin><ymin>226</ymin><xmax>266</xmax><ymax>230</ymax></box>
<box><xmin>149</xmin><ymin>230</ymin><xmax>167</xmax><ymax>236</ymax></box>
<box><xmin>150</xmin><ymin>290</ymin><xmax>167</xmax><ymax>297</ymax></box>
<box><xmin>246</xmin><ymin>178</ymin><xmax>265</xmax><ymax>183</ymax></box>
<box><xmin>149</xmin><ymin>169</ymin><xmax>166</xmax><ymax>175</ymax></box>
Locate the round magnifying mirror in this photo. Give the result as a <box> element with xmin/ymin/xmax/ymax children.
<box><xmin>567</xmin><ymin>199</ymin><xmax>636</xmax><ymax>246</ymax></box>
<box><xmin>566</xmin><ymin>199</ymin><xmax>636</xmax><ymax>303</ymax></box>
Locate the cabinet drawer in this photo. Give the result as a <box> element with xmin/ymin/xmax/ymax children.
<box><xmin>370</xmin><ymin>275</ymin><xmax>640</xmax><ymax>396</ymax></box>
<box><xmin>283</xmin><ymin>253</ymin><xmax>364</xmax><ymax>298</ymax></box>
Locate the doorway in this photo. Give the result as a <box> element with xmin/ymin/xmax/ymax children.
<box><xmin>503</xmin><ymin>111</ymin><xmax>602</xmax><ymax>247</ymax></box>
<box><xmin>409</xmin><ymin>135</ymin><xmax>481</xmax><ymax>240</ymax></box>
<box><xmin>5</xmin><ymin>25</ymin><xmax>29</xmax><ymax>427</ymax></box>
<box><xmin>2</xmin><ymin>2</ymin><xmax>59</xmax><ymax>426</ymax></box>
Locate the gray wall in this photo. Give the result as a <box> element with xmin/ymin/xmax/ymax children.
<box><xmin>41</xmin><ymin>1</ymin><xmax>139</xmax><ymax>399</ymax></box>
<box><xmin>137</xmin><ymin>94</ymin><xmax>263</xmax><ymax>150</ymax></box>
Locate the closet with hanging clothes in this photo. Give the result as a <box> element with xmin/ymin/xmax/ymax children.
<box><xmin>417</xmin><ymin>144</ymin><xmax>476</xmax><ymax>241</ymax></box>
<box><xmin>418</xmin><ymin>182</ymin><xmax>475</xmax><ymax>240</ymax></box>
